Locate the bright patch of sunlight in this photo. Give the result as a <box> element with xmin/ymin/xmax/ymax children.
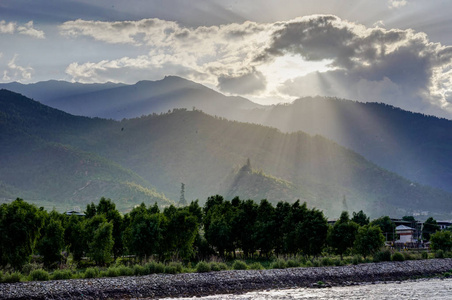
<box><xmin>253</xmin><ymin>55</ymin><xmax>334</xmax><ymax>105</ymax></box>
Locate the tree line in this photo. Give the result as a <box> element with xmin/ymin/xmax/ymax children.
<box><xmin>0</xmin><ymin>196</ymin><xmax>446</xmax><ymax>271</ymax></box>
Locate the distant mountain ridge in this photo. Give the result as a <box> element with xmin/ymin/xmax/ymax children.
<box><xmin>0</xmin><ymin>76</ymin><xmax>262</xmax><ymax>120</ymax></box>
<box><xmin>1</xmin><ymin>89</ymin><xmax>452</xmax><ymax>218</ymax></box>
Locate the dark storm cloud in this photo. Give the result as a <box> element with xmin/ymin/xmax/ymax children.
<box><xmin>218</xmin><ymin>68</ymin><xmax>267</xmax><ymax>95</ymax></box>
<box><xmin>263</xmin><ymin>15</ymin><xmax>452</xmax><ymax>115</ymax></box>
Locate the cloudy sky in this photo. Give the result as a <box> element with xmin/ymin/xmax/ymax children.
<box><xmin>1</xmin><ymin>0</ymin><xmax>452</xmax><ymax>118</ymax></box>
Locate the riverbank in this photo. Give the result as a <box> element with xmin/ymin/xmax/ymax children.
<box><xmin>1</xmin><ymin>258</ymin><xmax>452</xmax><ymax>299</ymax></box>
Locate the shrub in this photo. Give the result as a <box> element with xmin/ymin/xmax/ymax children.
<box><xmin>164</xmin><ymin>265</ymin><xmax>177</xmax><ymax>274</ymax></box>
<box><xmin>286</xmin><ymin>259</ymin><xmax>300</xmax><ymax>268</ymax></box>
<box><xmin>168</xmin><ymin>262</ymin><xmax>183</xmax><ymax>273</ymax></box>
<box><xmin>248</xmin><ymin>262</ymin><xmax>264</xmax><ymax>270</ymax></box>
<box><xmin>133</xmin><ymin>264</ymin><xmax>146</xmax><ymax>276</ymax></box>
<box><xmin>217</xmin><ymin>262</ymin><xmax>228</xmax><ymax>270</ymax></box>
<box><xmin>210</xmin><ymin>262</ymin><xmax>221</xmax><ymax>271</ymax></box>
<box><xmin>144</xmin><ymin>261</ymin><xmax>157</xmax><ymax>274</ymax></box>
<box><xmin>117</xmin><ymin>266</ymin><xmax>133</xmax><ymax>276</ymax></box>
<box><xmin>421</xmin><ymin>251</ymin><xmax>428</xmax><ymax>259</ymax></box>
<box><xmin>51</xmin><ymin>270</ymin><xmax>73</xmax><ymax>280</ymax></box>
<box><xmin>373</xmin><ymin>250</ymin><xmax>392</xmax><ymax>262</ymax></box>
<box><xmin>299</xmin><ymin>256</ymin><xmax>307</xmax><ymax>265</ymax></box>
<box><xmin>84</xmin><ymin>267</ymin><xmax>99</xmax><ymax>278</ymax></box>
<box><xmin>270</xmin><ymin>258</ymin><xmax>286</xmax><ymax>269</ymax></box>
<box><xmin>304</xmin><ymin>261</ymin><xmax>313</xmax><ymax>267</ymax></box>
<box><xmin>106</xmin><ymin>267</ymin><xmax>119</xmax><ymax>277</ymax></box>
<box><xmin>332</xmin><ymin>258</ymin><xmax>347</xmax><ymax>266</ymax></box>
<box><xmin>352</xmin><ymin>256</ymin><xmax>362</xmax><ymax>265</ymax></box>
<box><xmin>312</xmin><ymin>259</ymin><xmax>321</xmax><ymax>267</ymax></box>
<box><xmin>435</xmin><ymin>249</ymin><xmax>445</xmax><ymax>258</ymax></box>
<box><xmin>195</xmin><ymin>261</ymin><xmax>211</xmax><ymax>273</ymax></box>
<box><xmin>392</xmin><ymin>252</ymin><xmax>405</xmax><ymax>262</ymax></box>
<box><xmin>403</xmin><ymin>252</ymin><xmax>413</xmax><ymax>261</ymax></box>
<box><xmin>232</xmin><ymin>260</ymin><xmax>248</xmax><ymax>270</ymax></box>
<box><xmin>2</xmin><ymin>272</ymin><xmax>22</xmax><ymax>283</ymax></box>
<box><xmin>321</xmin><ymin>257</ymin><xmax>333</xmax><ymax>266</ymax></box>
<box><xmin>29</xmin><ymin>269</ymin><xmax>50</xmax><ymax>281</ymax></box>
<box><xmin>21</xmin><ymin>262</ymin><xmax>43</xmax><ymax>275</ymax></box>
<box><xmin>154</xmin><ymin>262</ymin><xmax>165</xmax><ymax>274</ymax></box>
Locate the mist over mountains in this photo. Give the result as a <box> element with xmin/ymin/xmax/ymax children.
<box><xmin>1</xmin><ymin>86</ymin><xmax>452</xmax><ymax>218</ymax></box>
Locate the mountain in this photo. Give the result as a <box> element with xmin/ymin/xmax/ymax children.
<box><xmin>0</xmin><ymin>89</ymin><xmax>173</xmax><ymax>211</ymax></box>
<box><xmin>1</xmin><ymin>89</ymin><xmax>452</xmax><ymax>218</ymax></box>
<box><xmin>0</xmin><ymin>76</ymin><xmax>262</xmax><ymax>120</ymax></box>
<box><xmin>239</xmin><ymin>97</ymin><xmax>452</xmax><ymax>194</ymax></box>
<box><xmin>3</xmin><ymin>78</ymin><xmax>452</xmax><ymax>196</ymax></box>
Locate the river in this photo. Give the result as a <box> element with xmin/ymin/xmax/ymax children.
<box><xmin>161</xmin><ymin>278</ymin><xmax>452</xmax><ymax>299</ymax></box>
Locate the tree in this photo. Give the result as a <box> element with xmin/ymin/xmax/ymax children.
<box><xmin>230</xmin><ymin>198</ymin><xmax>257</xmax><ymax>258</ymax></box>
<box><xmin>423</xmin><ymin>217</ymin><xmax>440</xmax><ymax>241</ymax></box>
<box><xmin>38</xmin><ymin>216</ymin><xmax>65</xmax><ymax>268</ymax></box>
<box><xmin>95</xmin><ymin>198</ymin><xmax>124</xmax><ymax>259</ymax></box>
<box><xmin>352</xmin><ymin>210</ymin><xmax>370</xmax><ymax>226</ymax></box>
<box><xmin>354</xmin><ymin>225</ymin><xmax>385</xmax><ymax>258</ymax></box>
<box><xmin>0</xmin><ymin>199</ymin><xmax>45</xmax><ymax>269</ymax></box>
<box><xmin>89</xmin><ymin>221</ymin><xmax>114</xmax><ymax>265</ymax></box>
<box><xmin>204</xmin><ymin>200</ymin><xmax>236</xmax><ymax>257</ymax></box>
<box><xmin>161</xmin><ymin>205</ymin><xmax>199</xmax><ymax>260</ymax></box>
<box><xmin>297</xmin><ymin>207</ymin><xmax>328</xmax><ymax>257</ymax></box>
<box><xmin>430</xmin><ymin>230</ymin><xmax>452</xmax><ymax>252</ymax></box>
<box><xmin>273</xmin><ymin>201</ymin><xmax>291</xmax><ymax>255</ymax></box>
<box><xmin>328</xmin><ymin>211</ymin><xmax>359</xmax><ymax>260</ymax></box>
<box><xmin>370</xmin><ymin>216</ymin><xmax>395</xmax><ymax>241</ymax></box>
<box><xmin>123</xmin><ymin>204</ymin><xmax>163</xmax><ymax>261</ymax></box>
<box><xmin>64</xmin><ymin>214</ymin><xmax>85</xmax><ymax>262</ymax></box>
<box><xmin>253</xmin><ymin>199</ymin><xmax>275</xmax><ymax>257</ymax></box>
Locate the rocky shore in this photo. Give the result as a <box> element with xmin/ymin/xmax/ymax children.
<box><xmin>1</xmin><ymin>258</ymin><xmax>452</xmax><ymax>300</ymax></box>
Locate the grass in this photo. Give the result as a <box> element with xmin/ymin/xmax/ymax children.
<box><xmin>0</xmin><ymin>250</ymin><xmax>436</xmax><ymax>283</ymax></box>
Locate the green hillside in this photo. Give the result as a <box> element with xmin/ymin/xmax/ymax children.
<box><xmin>0</xmin><ymin>90</ymin><xmax>173</xmax><ymax>211</ymax></box>
<box><xmin>1</xmin><ymin>89</ymin><xmax>451</xmax><ymax>217</ymax></box>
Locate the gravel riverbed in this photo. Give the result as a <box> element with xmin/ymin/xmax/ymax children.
<box><xmin>1</xmin><ymin>259</ymin><xmax>452</xmax><ymax>300</ymax></box>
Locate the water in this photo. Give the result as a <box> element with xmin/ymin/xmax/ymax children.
<box><xmin>162</xmin><ymin>278</ymin><xmax>452</xmax><ymax>299</ymax></box>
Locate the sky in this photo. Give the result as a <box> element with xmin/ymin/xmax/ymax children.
<box><xmin>1</xmin><ymin>0</ymin><xmax>452</xmax><ymax>118</ymax></box>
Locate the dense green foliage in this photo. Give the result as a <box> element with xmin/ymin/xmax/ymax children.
<box><xmin>328</xmin><ymin>212</ymin><xmax>359</xmax><ymax>259</ymax></box>
<box><xmin>423</xmin><ymin>217</ymin><xmax>440</xmax><ymax>241</ymax></box>
<box><xmin>370</xmin><ymin>216</ymin><xmax>396</xmax><ymax>242</ymax></box>
<box><xmin>0</xmin><ymin>199</ymin><xmax>45</xmax><ymax>269</ymax></box>
<box><xmin>1</xmin><ymin>197</ymin><xmax>447</xmax><ymax>283</ymax></box>
<box><xmin>430</xmin><ymin>231</ymin><xmax>452</xmax><ymax>252</ymax></box>
<box><xmin>353</xmin><ymin>225</ymin><xmax>386</xmax><ymax>258</ymax></box>
<box><xmin>0</xmin><ymin>197</ymin><xmax>414</xmax><ymax>274</ymax></box>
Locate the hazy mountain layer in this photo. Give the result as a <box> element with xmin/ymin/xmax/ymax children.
<box><xmin>1</xmin><ymin>89</ymin><xmax>451</xmax><ymax>218</ymax></box>
<box><xmin>241</xmin><ymin>97</ymin><xmax>452</xmax><ymax>194</ymax></box>
<box><xmin>0</xmin><ymin>76</ymin><xmax>262</xmax><ymax>120</ymax></box>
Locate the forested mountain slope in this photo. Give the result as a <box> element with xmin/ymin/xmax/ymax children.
<box><xmin>1</xmin><ymin>89</ymin><xmax>451</xmax><ymax>217</ymax></box>
<box><xmin>0</xmin><ymin>90</ymin><xmax>172</xmax><ymax>211</ymax></box>
<box><xmin>3</xmin><ymin>79</ymin><xmax>451</xmax><ymax>195</ymax></box>
<box><xmin>241</xmin><ymin>97</ymin><xmax>452</xmax><ymax>193</ymax></box>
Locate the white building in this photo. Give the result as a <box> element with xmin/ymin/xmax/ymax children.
<box><xmin>395</xmin><ymin>225</ymin><xmax>414</xmax><ymax>243</ymax></box>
